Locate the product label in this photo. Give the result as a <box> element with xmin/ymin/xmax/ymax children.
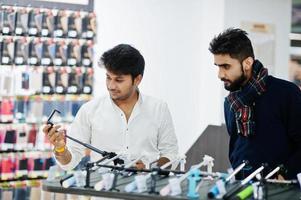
<box><xmin>41</xmin><ymin>58</ymin><xmax>51</xmax><ymax>65</ymax></box>
<box><xmin>56</xmin><ymin>86</ymin><xmax>64</xmax><ymax>93</ymax></box>
<box><xmin>67</xmin><ymin>58</ymin><xmax>76</xmax><ymax>66</ymax></box>
<box><xmin>54</xmin><ymin>29</ymin><xmax>63</xmax><ymax>37</ymax></box>
<box><xmin>29</xmin><ymin>28</ymin><xmax>38</xmax><ymax>35</ymax></box>
<box><xmin>54</xmin><ymin>58</ymin><xmax>63</xmax><ymax>65</ymax></box>
<box><xmin>83</xmin><ymin>59</ymin><xmax>91</xmax><ymax>66</ymax></box>
<box><xmin>15</xmin><ymin>57</ymin><xmax>24</xmax><ymax>64</ymax></box>
<box><xmin>83</xmin><ymin>86</ymin><xmax>91</xmax><ymax>93</ymax></box>
<box><xmin>2</xmin><ymin>27</ymin><xmax>10</xmax><ymax>34</ymax></box>
<box><xmin>42</xmin><ymin>29</ymin><xmax>49</xmax><ymax>36</ymax></box>
<box><xmin>29</xmin><ymin>57</ymin><xmax>38</xmax><ymax>65</ymax></box>
<box><xmin>15</xmin><ymin>27</ymin><xmax>23</xmax><ymax>35</ymax></box>
<box><xmin>68</xmin><ymin>30</ymin><xmax>77</xmax><ymax>38</ymax></box>
<box><xmin>2</xmin><ymin>57</ymin><xmax>10</xmax><ymax>64</ymax></box>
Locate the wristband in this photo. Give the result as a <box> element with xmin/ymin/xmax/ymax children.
<box><xmin>54</xmin><ymin>146</ymin><xmax>66</xmax><ymax>153</ymax></box>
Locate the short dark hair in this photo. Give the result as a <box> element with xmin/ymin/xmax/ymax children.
<box><xmin>209</xmin><ymin>28</ymin><xmax>254</xmax><ymax>62</ymax></box>
<box><xmin>100</xmin><ymin>44</ymin><xmax>145</xmax><ymax>79</ymax></box>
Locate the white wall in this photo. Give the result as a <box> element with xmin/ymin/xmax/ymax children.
<box><xmin>93</xmin><ymin>0</ymin><xmax>291</xmax><ymax>155</ymax></box>
<box><xmin>93</xmin><ymin>0</ymin><xmax>223</xmax><ymax>154</ymax></box>
<box><xmin>224</xmin><ymin>0</ymin><xmax>292</xmax><ymax>80</ymax></box>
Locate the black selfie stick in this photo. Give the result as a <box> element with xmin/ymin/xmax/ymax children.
<box><xmin>47</xmin><ymin>109</ymin><xmax>124</xmax><ymax>164</ymax></box>
<box><xmin>47</xmin><ymin>109</ymin><xmax>124</xmax><ymax>188</ymax></box>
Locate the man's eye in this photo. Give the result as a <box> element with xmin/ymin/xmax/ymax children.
<box><xmin>116</xmin><ymin>80</ymin><xmax>124</xmax><ymax>82</ymax></box>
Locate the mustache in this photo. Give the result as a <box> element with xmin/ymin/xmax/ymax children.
<box><xmin>221</xmin><ymin>78</ymin><xmax>230</xmax><ymax>82</ymax></box>
<box><xmin>108</xmin><ymin>89</ymin><xmax>119</xmax><ymax>92</ymax></box>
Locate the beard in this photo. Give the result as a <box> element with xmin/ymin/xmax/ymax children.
<box><xmin>222</xmin><ymin>65</ymin><xmax>247</xmax><ymax>92</ymax></box>
<box><xmin>224</xmin><ymin>74</ymin><xmax>247</xmax><ymax>91</ymax></box>
<box><xmin>108</xmin><ymin>86</ymin><xmax>137</xmax><ymax>101</ymax></box>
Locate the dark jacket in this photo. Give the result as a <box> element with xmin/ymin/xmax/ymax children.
<box><xmin>224</xmin><ymin>75</ymin><xmax>301</xmax><ymax>179</ymax></box>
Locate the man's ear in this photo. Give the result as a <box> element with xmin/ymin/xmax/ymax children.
<box><xmin>134</xmin><ymin>74</ymin><xmax>143</xmax><ymax>86</ymax></box>
<box><xmin>243</xmin><ymin>57</ymin><xmax>254</xmax><ymax>71</ymax></box>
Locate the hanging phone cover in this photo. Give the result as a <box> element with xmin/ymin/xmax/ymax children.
<box><xmin>67</xmin><ymin>68</ymin><xmax>81</xmax><ymax>94</ymax></box>
<box><xmin>74</xmin><ymin>11</ymin><xmax>82</xmax><ymax>37</ymax></box>
<box><xmin>45</xmin><ymin>10</ymin><xmax>54</xmax><ymax>36</ymax></box>
<box><xmin>1</xmin><ymin>8</ymin><xmax>14</xmax><ymax>35</ymax></box>
<box><xmin>28</xmin><ymin>9</ymin><xmax>39</xmax><ymax>36</ymax></box>
<box><xmin>81</xmin><ymin>41</ymin><xmax>93</xmax><ymax>67</ymax></box>
<box><xmin>1</xmin><ymin>38</ymin><xmax>14</xmax><ymax>65</ymax></box>
<box><xmin>34</xmin><ymin>11</ymin><xmax>43</xmax><ymax>36</ymax></box>
<box><xmin>27</xmin><ymin>125</ymin><xmax>37</xmax><ymax>148</ymax></box>
<box><xmin>67</xmin><ymin>41</ymin><xmax>77</xmax><ymax>66</ymax></box>
<box><xmin>55</xmin><ymin>68</ymin><xmax>67</xmax><ymax>94</ymax></box>
<box><xmin>82</xmin><ymin>68</ymin><xmax>93</xmax><ymax>94</ymax></box>
<box><xmin>54</xmin><ymin>10</ymin><xmax>65</xmax><ymax>37</ymax></box>
<box><xmin>82</xmin><ymin>12</ymin><xmax>96</xmax><ymax>39</ymax></box>
<box><xmin>15</xmin><ymin>126</ymin><xmax>28</xmax><ymax>150</ymax></box>
<box><xmin>41</xmin><ymin>40</ymin><xmax>52</xmax><ymax>66</ymax></box>
<box><xmin>15</xmin><ymin>8</ymin><xmax>28</xmax><ymax>35</ymax></box>
<box><xmin>16</xmin><ymin>156</ymin><xmax>28</xmax><ymax>177</ymax></box>
<box><xmin>67</xmin><ymin>12</ymin><xmax>78</xmax><ymax>38</ymax></box>
<box><xmin>0</xmin><ymin>99</ymin><xmax>14</xmax><ymax>123</ymax></box>
<box><xmin>49</xmin><ymin>40</ymin><xmax>66</xmax><ymax>66</ymax></box>
<box><xmin>14</xmin><ymin>38</ymin><xmax>28</xmax><ymax>65</ymax></box>
<box><xmin>42</xmin><ymin>68</ymin><xmax>54</xmax><ymax>94</ymax></box>
<box><xmin>28</xmin><ymin>39</ymin><xmax>39</xmax><ymax>65</ymax></box>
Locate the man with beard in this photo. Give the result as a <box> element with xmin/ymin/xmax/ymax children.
<box><xmin>43</xmin><ymin>44</ymin><xmax>178</xmax><ymax>171</ymax></box>
<box><xmin>209</xmin><ymin>28</ymin><xmax>301</xmax><ymax>179</ymax></box>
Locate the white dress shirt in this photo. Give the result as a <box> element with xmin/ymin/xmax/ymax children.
<box><xmin>57</xmin><ymin>93</ymin><xmax>178</xmax><ymax>170</ymax></box>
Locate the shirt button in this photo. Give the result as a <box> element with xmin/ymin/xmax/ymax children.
<box><xmin>126</xmin><ymin>146</ymin><xmax>129</xmax><ymax>149</ymax></box>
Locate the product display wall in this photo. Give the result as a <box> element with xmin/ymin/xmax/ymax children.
<box><xmin>0</xmin><ymin>1</ymin><xmax>96</xmax><ymax>192</ymax></box>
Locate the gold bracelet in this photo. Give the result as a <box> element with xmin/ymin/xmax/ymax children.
<box><xmin>54</xmin><ymin>146</ymin><xmax>66</xmax><ymax>153</ymax></box>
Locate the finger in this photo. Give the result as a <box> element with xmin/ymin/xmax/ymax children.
<box><xmin>54</xmin><ymin>138</ymin><xmax>66</xmax><ymax>148</ymax></box>
<box><xmin>53</xmin><ymin>139</ymin><xmax>65</xmax><ymax>148</ymax></box>
<box><xmin>49</xmin><ymin>130</ymin><xmax>63</xmax><ymax>144</ymax></box>
<box><xmin>49</xmin><ymin>132</ymin><xmax>59</xmax><ymax>144</ymax></box>
<box><xmin>48</xmin><ymin>125</ymin><xmax>61</xmax><ymax>138</ymax></box>
<box><xmin>57</xmin><ymin>132</ymin><xmax>65</xmax><ymax>141</ymax></box>
<box><xmin>54</xmin><ymin>131</ymin><xmax>66</xmax><ymax>147</ymax></box>
<box><xmin>42</xmin><ymin>124</ymin><xmax>51</xmax><ymax>134</ymax></box>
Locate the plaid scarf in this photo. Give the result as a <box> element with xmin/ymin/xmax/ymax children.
<box><xmin>226</xmin><ymin>60</ymin><xmax>268</xmax><ymax>137</ymax></box>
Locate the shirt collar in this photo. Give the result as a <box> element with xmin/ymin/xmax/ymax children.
<box><xmin>109</xmin><ymin>90</ymin><xmax>143</xmax><ymax>115</ymax></box>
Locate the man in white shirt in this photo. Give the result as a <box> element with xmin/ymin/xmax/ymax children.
<box><xmin>43</xmin><ymin>44</ymin><xmax>179</xmax><ymax>170</ymax></box>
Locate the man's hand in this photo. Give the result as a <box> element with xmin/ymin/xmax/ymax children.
<box><xmin>277</xmin><ymin>174</ymin><xmax>285</xmax><ymax>180</ymax></box>
<box><xmin>157</xmin><ymin>157</ymin><xmax>170</xmax><ymax>168</ymax></box>
<box><xmin>135</xmin><ymin>160</ymin><xmax>146</xmax><ymax>170</ymax></box>
<box><xmin>43</xmin><ymin>124</ymin><xmax>71</xmax><ymax>165</ymax></box>
<box><xmin>43</xmin><ymin>124</ymin><xmax>66</xmax><ymax>151</ymax></box>
<box><xmin>134</xmin><ymin>157</ymin><xmax>171</xmax><ymax>170</ymax></box>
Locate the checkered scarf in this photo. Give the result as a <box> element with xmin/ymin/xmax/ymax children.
<box><xmin>226</xmin><ymin>60</ymin><xmax>268</xmax><ymax>137</ymax></box>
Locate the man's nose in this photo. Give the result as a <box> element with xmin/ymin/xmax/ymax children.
<box><xmin>218</xmin><ymin>68</ymin><xmax>225</xmax><ymax>80</ymax></box>
<box><xmin>107</xmin><ymin>81</ymin><xmax>117</xmax><ymax>90</ymax></box>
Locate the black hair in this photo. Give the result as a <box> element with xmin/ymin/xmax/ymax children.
<box><xmin>100</xmin><ymin>44</ymin><xmax>145</xmax><ymax>79</ymax></box>
<box><xmin>209</xmin><ymin>28</ymin><xmax>254</xmax><ymax>62</ymax></box>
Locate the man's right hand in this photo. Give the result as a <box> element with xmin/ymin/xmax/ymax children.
<box><xmin>43</xmin><ymin>124</ymin><xmax>66</xmax><ymax>152</ymax></box>
<box><xmin>43</xmin><ymin>124</ymin><xmax>71</xmax><ymax>165</ymax></box>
